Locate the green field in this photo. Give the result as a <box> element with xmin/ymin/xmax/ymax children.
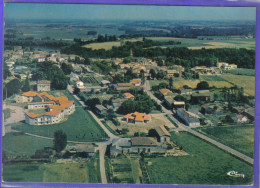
<box><xmin>2</xmin><ymin>133</ymin><xmax>53</xmax><ymax>157</ymax></box>
<box><xmin>146</xmin><ymin>132</ymin><xmax>253</xmax><ymax>185</ymax></box>
<box><xmin>109</xmin><ymin>155</ymin><xmax>135</xmax><ymax>183</ymax></box>
<box><xmin>82</xmin><ymin>36</ymin><xmax>255</xmax><ymax>50</ymax></box>
<box><xmin>196</xmin><ymin>125</ymin><xmax>254</xmax><ymax>158</ymax></box>
<box><xmin>200</xmin><ymin>75</ymin><xmax>225</xmax><ymax>81</ymax></box>
<box><xmin>219</xmin><ymin>74</ymin><xmax>255</xmax><ymax>96</ymax></box>
<box><xmin>3</xmin><ymin>153</ymin><xmax>101</xmax><ymax>183</ymax></box>
<box><xmin>226</xmin><ymin>68</ymin><xmax>255</xmax><ymax>76</ymax></box>
<box><xmin>12</xmin><ymin>90</ymin><xmax>108</xmax><ymax>142</ymax></box>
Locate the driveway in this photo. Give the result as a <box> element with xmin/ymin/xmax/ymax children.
<box><xmin>3</xmin><ymin>105</ymin><xmax>25</xmax><ymax>125</ymax></box>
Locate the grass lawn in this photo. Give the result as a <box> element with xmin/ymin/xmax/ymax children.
<box><xmin>12</xmin><ymin>90</ymin><xmax>108</xmax><ymax>142</ymax></box>
<box><xmin>3</xmin><ymin>108</ymin><xmax>11</xmax><ymax>119</ymax></box>
<box><xmin>2</xmin><ymin>133</ymin><xmax>53</xmax><ymax>157</ymax></box>
<box><xmin>42</xmin><ymin>162</ymin><xmax>89</xmax><ymax>183</ymax></box>
<box><xmin>146</xmin><ymin>132</ymin><xmax>253</xmax><ymax>185</ymax></box>
<box><xmin>196</xmin><ymin>125</ymin><xmax>254</xmax><ymax>158</ymax></box>
<box><xmin>219</xmin><ymin>74</ymin><xmax>255</xmax><ymax>96</ymax></box>
<box><xmin>3</xmin><ymin>159</ymin><xmax>101</xmax><ymax>183</ymax></box>
<box><xmin>3</xmin><ymin>163</ymin><xmax>45</xmax><ymax>182</ymax></box>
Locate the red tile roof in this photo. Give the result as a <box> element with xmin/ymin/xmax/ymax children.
<box><xmin>123</xmin><ymin>112</ymin><xmax>151</xmax><ymax>123</ymax></box>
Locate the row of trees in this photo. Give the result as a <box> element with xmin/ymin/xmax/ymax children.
<box><xmin>61</xmin><ymin>40</ymin><xmax>255</xmax><ymax>69</ymax></box>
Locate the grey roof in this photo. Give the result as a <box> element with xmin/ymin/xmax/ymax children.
<box><xmin>192</xmin><ymin>93</ymin><xmax>210</xmax><ymax>97</ymax></box>
<box><xmin>96</xmin><ymin>105</ymin><xmax>107</xmax><ymax>111</ymax></box>
<box><xmin>101</xmin><ymin>80</ymin><xmax>111</xmax><ymax>84</ymax></box>
<box><xmin>244</xmin><ymin>107</ymin><xmax>255</xmax><ymax>117</ymax></box>
<box><xmin>112</xmin><ymin>138</ymin><xmax>131</xmax><ymax>148</ymax></box>
<box><xmin>164</xmin><ymin>96</ymin><xmax>174</xmax><ymax>104</ymax></box>
<box><xmin>131</xmin><ymin>137</ymin><xmax>158</xmax><ymax>146</ymax></box>
<box><xmin>177</xmin><ymin>108</ymin><xmax>200</xmax><ymax>123</ymax></box>
<box><xmin>117</xmin><ymin>83</ymin><xmax>132</xmax><ymax>87</ymax></box>
<box><xmin>155</xmin><ymin>125</ymin><xmax>171</xmax><ymax>137</ymax></box>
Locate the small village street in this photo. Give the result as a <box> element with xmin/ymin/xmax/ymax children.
<box><xmin>144</xmin><ymin>79</ymin><xmax>254</xmax><ymax>165</ymax></box>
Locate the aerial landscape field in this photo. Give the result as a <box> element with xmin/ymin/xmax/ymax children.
<box><xmin>2</xmin><ymin>3</ymin><xmax>257</xmax><ymax>187</ymax></box>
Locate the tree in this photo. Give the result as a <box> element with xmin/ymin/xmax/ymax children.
<box><xmin>85</xmin><ymin>98</ymin><xmax>101</xmax><ymax>110</ymax></box>
<box><xmin>3</xmin><ymin>62</ymin><xmax>11</xmax><ymax>79</ymax></box>
<box><xmin>53</xmin><ymin>130</ymin><xmax>67</xmax><ymax>153</ymax></box>
<box><xmin>73</xmin><ymin>87</ymin><xmax>80</xmax><ymax>95</ymax></box>
<box><xmin>149</xmin><ymin>69</ymin><xmax>156</xmax><ymax>79</ymax></box>
<box><xmin>139</xmin><ymin>69</ymin><xmax>145</xmax><ymax>79</ymax></box>
<box><xmin>224</xmin><ymin>115</ymin><xmax>234</xmax><ymax>123</ymax></box>
<box><xmin>4</xmin><ymin>79</ymin><xmax>22</xmax><ymax>98</ymax></box>
<box><xmin>61</xmin><ymin>63</ymin><xmax>73</xmax><ymax>75</ymax></box>
<box><xmin>159</xmin><ymin>82</ymin><xmax>168</xmax><ymax>89</ymax></box>
<box><xmin>174</xmin><ymin>95</ymin><xmax>185</xmax><ymax>101</ymax></box>
<box><xmin>196</xmin><ymin>81</ymin><xmax>210</xmax><ymax>90</ymax></box>
<box><xmin>156</xmin><ymin>70</ymin><xmax>166</xmax><ymax>80</ymax></box>
<box><xmin>169</xmin><ymin>77</ymin><xmax>173</xmax><ymax>89</ymax></box>
<box><xmin>51</xmin><ymin>69</ymin><xmax>68</xmax><ymax>90</ymax></box>
<box><xmin>21</xmin><ymin>75</ymin><xmax>31</xmax><ymax>92</ymax></box>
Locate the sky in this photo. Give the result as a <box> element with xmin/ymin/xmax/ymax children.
<box><xmin>4</xmin><ymin>3</ymin><xmax>256</xmax><ymax>21</ymax></box>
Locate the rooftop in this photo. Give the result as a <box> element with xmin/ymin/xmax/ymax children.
<box><xmin>131</xmin><ymin>137</ymin><xmax>158</xmax><ymax>146</ymax></box>
<box><xmin>159</xmin><ymin>88</ymin><xmax>174</xmax><ymax>96</ymax></box>
<box><xmin>155</xmin><ymin>125</ymin><xmax>171</xmax><ymax>137</ymax></box>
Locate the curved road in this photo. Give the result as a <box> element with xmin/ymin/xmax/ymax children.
<box><xmin>144</xmin><ymin>80</ymin><xmax>253</xmax><ymax>165</ymax></box>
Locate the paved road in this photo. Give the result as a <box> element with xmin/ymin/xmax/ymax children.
<box><xmin>67</xmin><ymin>85</ymin><xmax>119</xmax><ymax>183</ymax></box>
<box><xmin>144</xmin><ymin>80</ymin><xmax>254</xmax><ymax>165</ymax></box>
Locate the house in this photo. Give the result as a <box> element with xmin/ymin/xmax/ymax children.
<box><xmin>95</xmin><ymin>105</ymin><xmax>108</xmax><ymax>115</ymax></box>
<box><xmin>112</xmin><ymin>98</ymin><xmax>126</xmax><ymax>111</ymax></box>
<box><xmin>243</xmin><ymin>107</ymin><xmax>254</xmax><ymax>121</ymax></box>
<box><xmin>110</xmin><ymin>137</ymin><xmax>166</xmax><ymax>156</ymax></box>
<box><xmin>116</xmin><ymin>83</ymin><xmax>133</xmax><ymax>91</ymax></box>
<box><xmin>159</xmin><ymin>89</ymin><xmax>176</xmax><ymax>98</ymax></box>
<box><xmin>38</xmin><ymin>58</ymin><xmax>45</xmax><ymax>62</ymax></box>
<box><xmin>15</xmin><ymin>91</ymin><xmax>41</xmax><ymax>103</ymax></box>
<box><xmin>231</xmin><ymin>106</ymin><xmax>245</xmax><ymax>114</ymax></box>
<box><xmin>154</xmin><ymin>125</ymin><xmax>171</xmax><ymax>143</ymax></box>
<box><xmin>122</xmin><ymin>112</ymin><xmax>151</xmax><ymax>124</ymax></box>
<box><xmin>173</xmin><ymin>100</ymin><xmax>185</xmax><ymax>109</ymax></box>
<box><xmin>191</xmin><ymin>93</ymin><xmax>210</xmax><ymax>101</ymax></box>
<box><xmin>164</xmin><ymin>96</ymin><xmax>185</xmax><ymax>109</ymax></box>
<box><xmin>164</xmin><ymin>96</ymin><xmax>174</xmax><ymax>108</ymax></box>
<box><xmin>100</xmin><ymin>80</ymin><xmax>111</xmax><ymax>87</ymax></box>
<box><xmin>75</xmin><ymin>80</ymin><xmax>85</xmax><ymax>89</ymax></box>
<box><xmin>217</xmin><ymin>62</ymin><xmax>237</xmax><ymax>70</ymax></box>
<box><xmin>24</xmin><ymin>92</ymin><xmax>75</xmax><ymax>125</ymax></box>
<box><xmin>37</xmin><ymin>80</ymin><xmax>51</xmax><ymax>92</ymax></box>
<box><xmin>69</xmin><ymin>72</ymin><xmax>79</xmax><ymax>82</ymax></box>
<box><xmin>233</xmin><ymin>114</ymin><xmax>248</xmax><ymax>123</ymax></box>
<box><xmin>130</xmin><ymin>137</ymin><xmax>166</xmax><ymax>153</ymax></box>
<box><xmin>166</xmin><ymin>69</ymin><xmax>178</xmax><ymax>77</ymax></box>
<box><xmin>123</xmin><ymin>93</ymin><xmax>135</xmax><ymax>100</ymax></box>
<box><xmin>130</xmin><ymin>79</ymin><xmax>142</xmax><ymax>86</ymax></box>
<box><xmin>110</xmin><ymin>138</ymin><xmax>132</xmax><ymax>157</ymax></box>
<box><xmin>176</xmin><ymin>108</ymin><xmax>200</xmax><ymax>127</ymax></box>
<box><xmin>178</xmin><ymin>89</ymin><xmax>193</xmax><ymax>95</ymax></box>
<box><xmin>201</xmin><ymin>105</ymin><xmax>215</xmax><ymax>114</ymax></box>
